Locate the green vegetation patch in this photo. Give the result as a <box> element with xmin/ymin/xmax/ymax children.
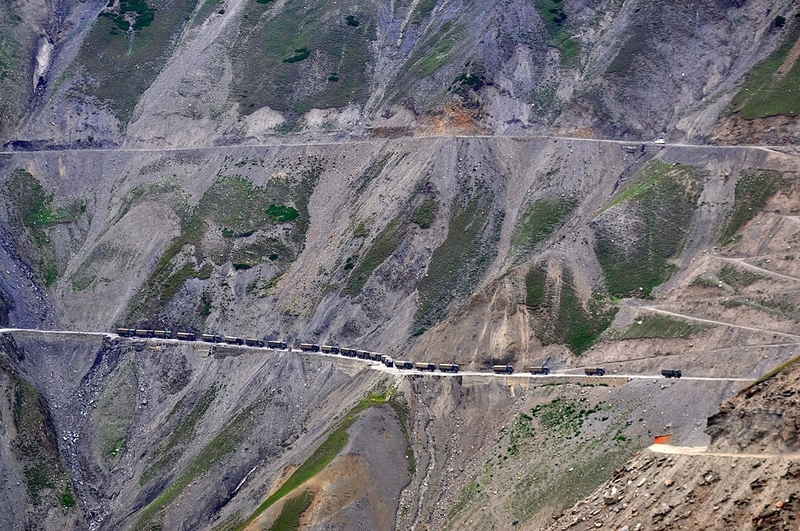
<box><xmin>719</xmin><ymin>170</ymin><xmax>788</xmax><ymax>246</ymax></box>
<box><xmin>97</xmin><ymin>362</ymin><xmax>138</xmax><ymax>461</ymax></box>
<box><xmin>232</xmin><ymin>391</ymin><xmax>398</xmax><ymax>531</ymax></box>
<box><xmin>616</xmin><ymin>313</ymin><xmax>708</xmax><ymax>340</ymax></box>
<box><xmin>126</xmin><ymin>160</ymin><xmax>322</xmax><ymax>322</ymax></box>
<box><xmin>595</xmin><ymin>161</ymin><xmax>701</xmax><ymax>298</ymax></box>
<box><xmin>729</xmin><ymin>23</ymin><xmax>800</xmax><ymax>119</ymax></box>
<box><xmin>399</xmin><ymin>22</ymin><xmax>467</xmax><ymax>84</ymax></box>
<box><xmin>357</xmin><ymin>153</ymin><xmax>393</xmax><ymax>194</ymax></box>
<box><xmin>141</xmin><ymin>386</ymin><xmax>218</xmax><ymax>486</ymax></box>
<box><xmin>269</xmin><ymin>490</ymin><xmax>314</xmax><ymax>531</ymax></box>
<box><xmin>135</xmin><ymin>392</ymin><xmax>263</xmax><ymax>530</ymax></box>
<box><xmin>4</xmin><ymin>363</ymin><xmax>75</xmax><ymax>508</ymax></box>
<box><xmin>412</xmin><ymin>198</ymin><xmax>437</xmax><ymax>229</ymax></box>
<box><xmin>344</xmin><ymin>219</ymin><xmax>403</xmax><ymax>295</ymax></box>
<box><xmin>511</xmin><ymin>198</ymin><xmax>576</xmax><ymax>258</ymax></box>
<box><xmin>414</xmin><ymin>191</ymin><xmax>503</xmax><ymax>334</ymax></box>
<box><xmin>531</xmin><ymin>397</ymin><xmax>602</xmax><ymax>439</ymax></box>
<box><xmin>2</xmin><ymin>169</ymin><xmax>85</xmax><ymax>285</ymax></box>
<box><xmin>606</xmin><ymin>23</ymin><xmax>649</xmax><ymax>75</ymax></box>
<box><xmin>283</xmin><ymin>48</ymin><xmax>311</xmax><ymax>63</ymax></box>
<box><xmin>231</xmin><ymin>0</ymin><xmax>375</xmax><ymax>116</ymax></box>
<box><xmin>717</xmin><ymin>263</ymin><xmax>766</xmax><ymax>290</ymax></box>
<box><xmin>748</xmin><ymin>353</ymin><xmax>800</xmax><ymax>389</ymax></box>
<box><xmin>266</xmin><ymin>204</ymin><xmax>300</xmax><ymax>222</ymax></box>
<box><xmin>526</xmin><ymin>267</ymin><xmax>617</xmax><ymax>353</ymax></box>
<box><xmin>533</xmin><ymin>0</ymin><xmax>581</xmax><ymax>67</ymax></box>
<box><xmin>0</xmin><ymin>29</ymin><xmax>27</xmax><ymax>136</ymax></box>
<box><xmin>76</xmin><ymin>0</ymin><xmax>199</xmax><ymax>123</ymax></box>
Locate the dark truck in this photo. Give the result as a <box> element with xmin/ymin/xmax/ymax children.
<box><xmin>584</xmin><ymin>367</ymin><xmax>605</xmax><ymax>376</ymax></box>
<box><xmin>438</xmin><ymin>363</ymin><xmax>460</xmax><ymax>373</ymax></box>
<box><xmin>661</xmin><ymin>369</ymin><xmax>682</xmax><ymax>378</ymax></box>
<box><xmin>493</xmin><ymin>365</ymin><xmax>514</xmax><ymax>374</ymax></box>
<box><xmin>526</xmin><ymin>365</ymin><xmax>550</xmax><ymax>375</ymax></box>
<box><xmin>299</xmin><ymin>343</ymin><xmax>321</xmax><ymax>352</ymax></box>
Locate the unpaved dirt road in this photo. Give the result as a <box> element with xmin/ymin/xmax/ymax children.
<box><xmin>648</xmin><ymin>443</ymin><xmax>800</xmax><ymax>459</ymax></box>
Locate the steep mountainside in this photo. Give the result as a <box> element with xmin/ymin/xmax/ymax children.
<box><xmin>1</xmin><ymin>0</ymin><xmax>800</xmax><ymax>529</ymax></box>
<box><xmin>0</xmin><ymin>0</ymin><xmax>797</xmax><ymax>146</ymax></box>
<box><xmin>544</xmin><ymin>357</ymin><xmax>800</xmax><ymax>531</ymax></box>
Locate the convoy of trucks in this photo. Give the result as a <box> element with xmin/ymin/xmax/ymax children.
<box><xmin>114</xmin><ymin>328</ymin><xmax>685</xmax><ymax>379</ymax></box>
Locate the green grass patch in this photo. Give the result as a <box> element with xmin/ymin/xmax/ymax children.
<box><xmin>527</xmin><ymin>267</ymin><xmax>616</xmax><ymax>353</ymax></box>
<box><xmin>60</xmin><ymin>485</ymin><xmax>77</xmax><ymax>508</ymax></box>
<box><xmin>234</xmin><ymin>391</ymin><xmax>393</xmax><ymax>530</ymax></box>
<box><xmin>269</xmin><ymin>490</ymin><xmax>314</xmax><ymax>531</ymax></box>
<box><xmin>605</xmin><ymin>24</ymin><xmax>649</xmax><ymax>75</ymax></box>
<box><xmin>2</xmin><ymin>169</ymin><xmax>85</xmax><ymax>285</ymax></box>
<box><xmin>717</xmin><ymin>263</ymin><xmax>766</xmax><ymax>290</ymax></box>
<box><xmin>266</xmin><ymin>204</ymin><xmax>300</xmax><ymax>222</ymax></box>
<box><xmin>141</xmin><ymin>386</ymin><xmax>218</xmax><ymax>486</ymax></box>
<box><xmin>531</xmin><ymin>397</ymin><xmax>602</xmax><ymax>438</ymax></box>
<box><xmin>729</xmin><ymin>23</ymin><xmax>800</xmax><ymax>119</ymax></box>
<box><xmin>357</xmin><ymin>153</ymin><xmax>393</xmax><ymax>194</ymax></box>
<box><xmin>230</xmin><ymin>0</ymin><xmax>374</xmax><ymax>116</ymax></box>
<box><xmin>719</xmin><ymin>170</ymin><xmax>788</xmax><ymax>246</ymax></box>
<box><xmin>135</xmin><ymin>396</ymin><xmax>261</xmax><ymax>530</ymax></box>
<box><xmin>388</xmin><ymin>394</ymin><xmax>416</xmax><ymax>474</ymax></box>
<box><xmin>595</xmin><ymin>161</ymin><xmax>701</xmax><ymax>298</ymax></box>
<box><xmin>126</xmin><ymin>162</ymin><xmax>322</xmax><ymax>322</ymax></box>
<box><xmin>283</xmin><ymin>48</ymin><xmax>311</xmax><ymax>63</ymax></box>
<box><xmin>97</xmin><ymin>362</ymin><xmax>138</xmax><ymax>461</ymax></box>
<box><xmin>533</xmin><ymin>0</ymin><xmax>580</xmax><ymax>66</ymax></box>
<box><xmin>412</xmin><ymin>198</ymin><xmax>437</xmax><ymax>229</ymax></box>
<box><xmin>525</xmin><ymin>263</ymin><xmax>548</xmax><ymax>307</ymax></box>
<box><xmin>344</xmin><ymin>219</ymin><xmax>403</xmax><ymax>295</ymax></box>
<box><xmin>414</xmin><ymin>192</ymin><xmax>502</xmax><ymax>334</ymax></box>
<box><xmin>616</xmin><ymin>313</ymin><xmax>708</xmax><ymax>340</ymax></box>
<box><xmin>512</xmin><ymin>198</ymin><xmax>576</xmax><ymax>258</ymax></box>
<box><xmin>76</xmin><ymin>0</ymin><xmax>199</xmax><ymax>123</ymax></box>
<box><xmin>400</xmin><ymin>22</ymin><xmax>467</xmax><ymax>83</ymax></box>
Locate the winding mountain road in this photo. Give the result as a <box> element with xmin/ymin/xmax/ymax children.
<box><xmin>0</xmin><ymin>327</ymin><xmax>754</xmax><ymax>383</ymax></box>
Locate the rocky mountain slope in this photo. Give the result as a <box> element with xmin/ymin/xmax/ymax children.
<box><xmin>0</xmin><ymin>0</ymin><xmax>797</xmax><ymax>146</ymax></box>
<box><xmin>1</xmin><ymin>0</ymin><xmax>800</xmax><ymax>529</ymax></box>
<box><xmin>544</xmin><ymin>356</ymin><xmax>800</xmax><ymax>531</ymax></box>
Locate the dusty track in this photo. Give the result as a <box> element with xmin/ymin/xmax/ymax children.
<box><xmin>648</xmin><ymin>443</ymin><xmax>800</xmax><ymax>459</ymax></box>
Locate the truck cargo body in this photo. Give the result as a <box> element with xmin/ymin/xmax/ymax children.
<box><xmin>584</xmin><ymin>367</ymin><xmax>605</xmax><ymax>376</ymax></box>
<box><xmin>526</xmin><ymin>366</ymin><xmax>550</xmax><ymax>375</ymax></box>
<box><xmin>245</xmin><ymin>338</ymin><xmax>265</xmax><ymax>347</ymax></box>
<box><xmin>299</xmin><ymin>343</ymin><xmax>321</xmax><ymax>352</ymax></box>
